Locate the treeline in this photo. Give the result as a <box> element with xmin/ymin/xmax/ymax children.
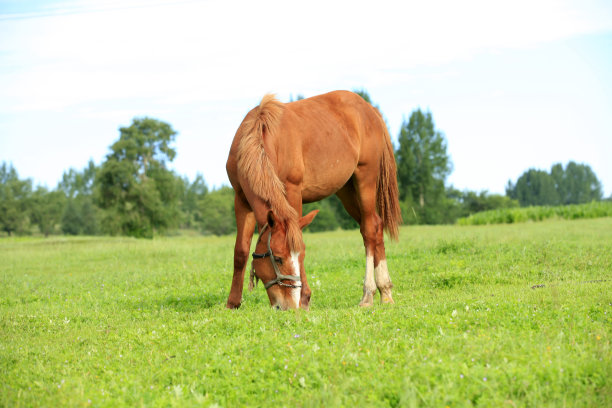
<box><xmin>1</xmin><ymin>118</ymin><xmax>236</xmax><ymax>238</ymax></box>
<box><xmin>1</xmin><ymin>91</ymin><xmax>608</xmax><ymax>237</ymax></box>
<box><xmin>506</xmin><ymin>162</ymin><xmax>603</xmax><ymax>206</ymax></box>
<box><xmin>0</xmin><ymin>160</ymin><xmax>238</xmax><ymax>237</ymax></box>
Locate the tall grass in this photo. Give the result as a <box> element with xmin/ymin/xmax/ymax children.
<box><xmin>457</xmin><ymin>201</ymin><xmax>612</xmax><ymax>226</ymax></box>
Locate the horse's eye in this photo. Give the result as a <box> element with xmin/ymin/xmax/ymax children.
<box><xmin>274</xmin><ymin>256</ymin><xmax>283</xmax><ymax>265</ymax></box>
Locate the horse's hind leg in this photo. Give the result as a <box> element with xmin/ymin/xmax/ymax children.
<box><xmin>373</xmin><ymin>223</ymin><xmax>394</xmax><ymax>304</ymax></box>
<box><xmin>337</xmin><ymin>180</ymin><xmax>393</xmax><ymax>306</ymax></box>
<box><xmin>362</xmin><ymin>209</ymin><xmax>394</xmax><ymax>305</ymax></box>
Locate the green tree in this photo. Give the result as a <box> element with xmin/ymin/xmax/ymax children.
<box><xmin>96</xmin><ymin>117</ymin><xmax>181</xmax><ymax>238</ymax></box>
<box><xmin>303</xmin><ymin>198</ymin><xmax>339</xmax><ymax>232</ymax></box>
<box><xmin>510</xmin><ymin>162</ymin><xmax>602</xmax><ymax>207</ymax></box>
<box><xmin>30</xmin><ymin>187</ymin><xmax>66</xmax><ymax>237</ymax></box>
<box><xmin>0</xmin><ymin>163</ymin><xmax>32</xmax><ymax>235</ymax></box>
<box><xmin>180</xmin><ymin>173</ymin><xmax>208</xmax><ymax>229</ymax></box>
<box><xmin>78</xmin><ymin>198</ymin><xmax>99</xmax><ymax>235</ymax></box>
<box><xmin>461</xmin><ymin>190</ymin><xmax>518</xmax><ymax>214</ymax></box>
<box><xmin>61</xmin><ymin>195</ymin><xmax>99</xmax><ymax>235</ymax></box>
<box><xmin>507</xmin><ymin>169</ymin><xmax>559</xmax><ymax>206</ymax></box>
<box><xmin>550</xmin><ymin>163</ymin><xmax>566</xmax><ymax>205</ymax></box>
<box><xmin>59</xmin><ymin>161</ymin><xmax>100</xmax><ymax>235</ymax></box>
<box><xmin>58</xmin><ymin>159</ymin><xmax>97</xmax><ymax>198</ymax></box>
<box><xmin>61</xmin><ymin>199</ymin><xmax>82</xmax><ymax>235</ymax></box>
<box><xmin>395</xmin><ymin>109</ymin><xmax>452</xmax><ymax>224</ymax></box>
<box><xmin>553</xmin><ymin>161</ymin><xmax>602</xmax><ymax>204</ymax></box>
<box><xmin>200</xmin><ymin>186</ymin><xmax>235</xmax><ymax>236</ymax></box>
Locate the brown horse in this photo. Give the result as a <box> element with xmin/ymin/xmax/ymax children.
<box><xmin>225</xmin><ymin>90</ymin><xmax>401</xmax><ymax>310</ymax></box>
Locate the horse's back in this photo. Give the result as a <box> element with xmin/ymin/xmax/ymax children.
<box><xmin>227</xmin><ymin>91</ymin><xmax>388</xmax><ymax>202</ymax></box>
<box><xmin>281</xmin><ymin>91</ymin><xmax>386</xmax><ymax>200</ymax></box>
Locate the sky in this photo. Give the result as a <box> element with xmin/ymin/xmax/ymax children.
<box><xmin>1</xmin><ymin>0</ymin><xmax>611</xmax><ymax>196</ymax></box>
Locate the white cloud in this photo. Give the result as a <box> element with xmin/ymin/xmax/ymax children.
<box><xmin>2</xmin><ymin>0</ymin><xmax>611</xmax><ymax>112</ymax></box>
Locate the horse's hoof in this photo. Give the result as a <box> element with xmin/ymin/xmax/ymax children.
<box><xmin>380</xmin><ymin>289</ymin><xmax>395</xmax><ymax>304</ymax></box>
<box><xmin>225</xmin><ymin>301</ymin><xmax>241</xmax><ymax>309</ymax></box>
<box><xmin>359</xmin><ymin>293</ymin><xmax>374</xmax><ymax>307</ymax></box>
<box><xmin>381</xmin><ymin>295</ymin><xmax>395</xmax><ymax>304</ymax></box>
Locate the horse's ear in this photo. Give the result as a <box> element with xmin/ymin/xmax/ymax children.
<box><xmin>267</xmin><ymin>210</ymin><xmax>276</xmax><ymax>228</ymax></box>
<box><xmin>299</xmin><ymin>210</ymin><xmax>319</xmax><ymax>230</ymax></box>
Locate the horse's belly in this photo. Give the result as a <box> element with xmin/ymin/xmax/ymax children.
<box><xmin>301</xmin><ymin>151</ymin><xmax>357</xmax><ymax>202</ymax></box>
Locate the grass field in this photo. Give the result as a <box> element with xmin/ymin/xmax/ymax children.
<box><xmin>1</xmin><ymin>218</ymin><xmax>611</xmax><ymax>407</ymax></box>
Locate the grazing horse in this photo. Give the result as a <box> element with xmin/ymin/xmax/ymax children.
<box><xmin>226</xmin><ymin>90</ymin><xmax>401</xmax><ymax>310</ymax></box>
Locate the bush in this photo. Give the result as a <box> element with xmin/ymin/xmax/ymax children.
<box><xmin>457</xmin><ymin>201</ymin><xmax>612</xmax><ymax>226</ymax></box>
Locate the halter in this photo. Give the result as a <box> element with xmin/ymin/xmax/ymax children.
<box><xmin>251</xmin><ymin>223</ymin><xmax>302</xmax><ymax>290</ymax></box>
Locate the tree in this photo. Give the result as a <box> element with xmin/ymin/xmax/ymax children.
<box><xmin>58</xmin><ymin>159</ymin><xmax>97</xmax><ymax>199</ymax></box>
<box><xmin>0</xmin><ymin>163</ymin><xmax>32</xmax><ymax>236</ymax></box>
<box><xmin>200</xmin><ymin>186</ymin><xmax>235</xmax><ymax>236</ymax></box>
<box><xmin>61</xmin><ymin>195</ymin><xmax>99</xmax><ymax>235</ymax></box>
<box><xmin>507</xmin><ymin>169</ymin><xmax>559</xmax><ymax>206</ymax></box>
<box><xmin>30</xmin><ymin>187</ymin><xmax>66</xmax><ymax>237</ymax></box>
<box><xmin>58</xmin><ymin>160</ymin><xmax>99</xmax><ymax>235</ymax></box>
<box><xmin>461</xmin><ymin>190</ymin><xmax>518</xmax><ymax>214</ymax></box>
<box><xmin>552</xmin><ymin>161</ymin><xmax>602</xmax><ymax>204</ymax></box>
<box><xmin>96</xmin><ymin>117</ymin><xmax>181</xmax><ymax>238</ymax></box>
<box><xmin>303</xmin><ymin>198</ymin><xmax>339</xmax><ymax>232</ymax></box>
<box><xmin>550</xmin><ymin>163</ymin><xmax>566</xmax><ymax>204</ymax></box>
<box><xmin>180</xmin><ymin>173</ymin><xmax>208</xmax><ymax>229</ymax></box>
<box><xmin>395</xmin><ymin>109</ymin><xmax>452</xmax><ymax>224</ymax></box>
<box><xmin>61</xmin><ymin>199</ymin><xmax>82</xmax><ymax>235</ymax></box>
<box><xmin>507</xmin><ymin>161</ymin><xmax>602</xmax><ymax>207</ymax></box>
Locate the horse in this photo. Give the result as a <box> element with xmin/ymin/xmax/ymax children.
<box><xmin>225</xmin><ymin>90</ymin><xmax>402</xmax><ymax>310</ymax></box>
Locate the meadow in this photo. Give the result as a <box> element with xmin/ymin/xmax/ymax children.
<box><xmin>1</xmin><ymin>218</ymin><xmax>611</xmax><ymax>407</ymax></box>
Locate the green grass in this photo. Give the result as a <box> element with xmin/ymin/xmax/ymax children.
<box><xmin>457</xmin><ymin>201</ymin><xmax>612</xmax><ymax>225</ymax></box>
<box><xmin>1</xmin><ymin>219</ymin><xmax>611</xmax><ymax>407</ymax></box>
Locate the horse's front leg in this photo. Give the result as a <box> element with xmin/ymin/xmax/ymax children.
<box><xmin>226</xmin><ymin>194</ymin><xmax>256</xmax><ymax>309</ymax></box>
<box><xmin>285</xmin><ymin>183</ymin><xmax>312</xmax><ymax>310</ymax></box>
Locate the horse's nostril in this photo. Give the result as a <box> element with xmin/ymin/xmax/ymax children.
<box><xmin>275</xmin><ymin>305</ymin><xmax>281</xmax><ymax>310</ymax></box>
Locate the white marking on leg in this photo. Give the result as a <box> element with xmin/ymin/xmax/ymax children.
<box><xmin>374</xmin><ymin>260</ymin><xmax>392</xmax><ymax>289</ymax></box>
<box><xmin>360</xmin><ymin>255</ymin><xmax>376</xmax><ymax>306</ymax></box>
<box><xmin>375</xmin><ymin>259</ymin><xmax>394</xmax><ymax>304</ymax></box>
<box><xmin>290</xmin><ymin>251</ymin><xmax>301</xmax><ymax>308</ymax></box>
<box><xmin>364</xmin><ymin>255</ymin><xmax>376</xmax><ymax>294</ymax></box>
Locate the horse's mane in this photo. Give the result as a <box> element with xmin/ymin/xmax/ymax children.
<box><xmin>236</xmin><ymin>94</ymin><xmax>302</xmax><ymax>251</ymax></box>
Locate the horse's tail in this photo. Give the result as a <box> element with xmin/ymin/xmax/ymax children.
<box><xmin>377</xmin><ymin>114</ymin><xmax>402</xmax><ymax>241</ymax></box>
<box><xmin>236</xmin><ymin>94</ymin><xmax>301</xmax><ymax>251</ymax></box>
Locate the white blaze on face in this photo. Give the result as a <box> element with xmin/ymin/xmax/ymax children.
<box><xmin>290</xmin><ymin>251</ymin><xmax>301</xmax><ymax>307</ymax></box>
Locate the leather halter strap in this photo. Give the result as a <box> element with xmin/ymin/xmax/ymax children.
<box><xmin>251</xmin><ymin>223</ymin><xmax>302</xmax><ymax>290</ymax></box>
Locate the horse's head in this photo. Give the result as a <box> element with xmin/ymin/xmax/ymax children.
<box><xmin>251</xmin><ymin>209</ymin><xmax>318</xmax><ymax>310</ymax></box>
